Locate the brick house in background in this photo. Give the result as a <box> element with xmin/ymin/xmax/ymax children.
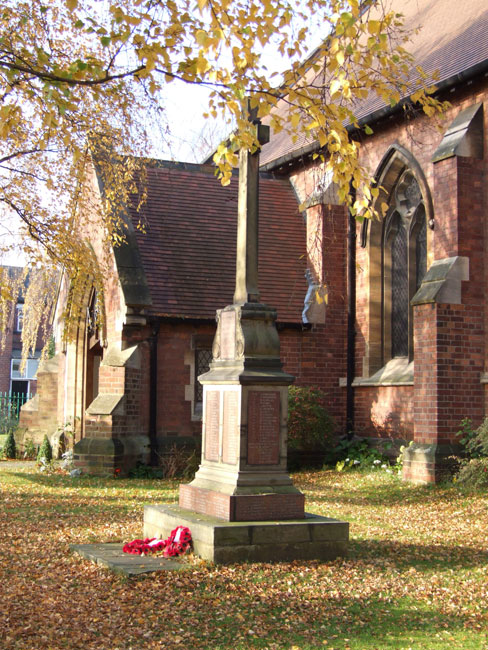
<box><xmin>0</xmin><ymin>267</ymin><xmax>43</xmax><ymax>400</ymax></box>
<box><xmin>21</xmin><ymin>0</ymin><xmax>488</xmax><ymax>483</ymax></box>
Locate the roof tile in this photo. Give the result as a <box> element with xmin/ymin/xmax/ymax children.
<box><xmin>128</xmin><ymin>162</ymin><xmax>306</xmax><ymax>323</ymax></box>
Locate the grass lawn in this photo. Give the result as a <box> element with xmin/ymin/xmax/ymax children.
<box><xmin>0</xmin><ymin>462</ymin><xmax>487</xmax><ymax>650</ymax></box>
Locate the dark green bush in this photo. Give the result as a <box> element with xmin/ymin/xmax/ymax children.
<box><xmin>37</xmin><ymin>435</ymin><xmax>53</xmax><ymax>463</ymax></box>
<box><xmin>0</xmin><ymin>412</ymin><xmax>18</xmax><ymax>436</ymax></box>
<box><xmin>128</xmin><ymin>463</ymin><xmax>164</xmax><ymax>479</ymax></box>
<box><xmin>23</xmin><ymin>438</ymin><xmax>37</xmax><ymax>460</ymax></box>
<box><xmin>334</xmin><ymin>437</ymin><xmax>391</xmax><ymax>472</ymax></box>
<box><xmin>3</xmin><ymin>429</ymin><xmax>17</xmax><ymax>459</ymax></box>
<box><xmin>287</xmin><ymin>386</ymin><xmax>334</xmax><ymax>468</ymax></box>
<box><xmin>455</xmin><ymin>458</ymin><xmax>488</xmax><ymax>489</ymax></box>
<box><xmin>456</xmin><ymin>418</ymin><xmax>485</xmax><ymax>459</ymax></box>
<box><xmin>454</xmin><ymin>417</ymin><xmax>488</xmax><ymax>488</ymax></box>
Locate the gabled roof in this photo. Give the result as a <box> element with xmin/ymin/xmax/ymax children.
<box><xmin>261</xmin><ymin>0</ymin><xmax>488</xmax><ymax>168</ymax></box>
<box><xmin>126</xmin><ymin>161</ymin><xmax>306</xmax><ymax>323</ymax></box>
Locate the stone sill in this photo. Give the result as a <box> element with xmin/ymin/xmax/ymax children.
<box><xmin>343</xmin><ymin>357</ymin><xmax>414</xmax><ymax>388</ymax></box>
<box><xmin>352</xmin><ymin>378</ymin><xmax>414</xmax><ymax>387</ymax></box>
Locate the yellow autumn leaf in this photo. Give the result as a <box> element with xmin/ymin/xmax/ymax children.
<box><xmin>368</xmin><ymin>20</ymin><xmax>381</xmax><ymax>35</ymax></box>
<box><xmin>290</xmin><ymin>112</ymin><xmax>300</xmax><ymax>128</ymax></box>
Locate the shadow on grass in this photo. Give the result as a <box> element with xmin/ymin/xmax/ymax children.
<box><xmin>300</xmin><ymin>476</ymin><xmax>463</xmax><ymax>508</ymax></box>
<box><xmin>347</xmin><ymin>538</ymin><xmax>488</xmax><ymax>570</ymax></box>
<box><xmin>236</xmin><ymin>593</ymin><xmax>483</xmax><ymax>650</ymax></box>
<box><xmin>4</xmin><ymin>469</ymin><xmax>179</xmax><ymax>493</ymax></box>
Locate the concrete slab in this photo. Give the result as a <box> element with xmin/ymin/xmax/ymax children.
<box><xmin>70</xmin><ymin>543</ymin><xmax>187</xmax><ymax>577</ymax></box>
<box><xmin>144</xmin><ymin>504</ymin><xmax>349</xmax><ymax>564</ymax></box>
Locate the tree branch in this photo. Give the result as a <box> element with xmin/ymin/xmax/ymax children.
<box><xmin>0</xmin><ymin>60</ymin><xmax>148</xmax><ymax>87</ymax></box>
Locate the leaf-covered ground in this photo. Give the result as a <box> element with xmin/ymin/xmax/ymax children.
<box><xmin>0</xmin><ymin>462</ymin><xmax>487</xmax><ymax>650</ymax></box>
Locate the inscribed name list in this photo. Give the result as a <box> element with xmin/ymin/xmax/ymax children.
<box><xmin>204</xmin><ymin>390</ymin><xmax>220</xmax><ymax>462</ymax></box>
<box><xmin>247</xmin><ymin>391</ymin><xmax>280</xmax><ymax>465</ymax></box>
<box><xmin>222</xmin><ymin>390</ymin><xmax>239</xmax><ymax>465</ymax></box>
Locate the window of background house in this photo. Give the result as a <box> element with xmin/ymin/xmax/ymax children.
<box><xmin>15</xmin><ymin>304</ymin><xmax>23</xmax><ymax>332</ymax></box>
<box><xmin>10</xmin><ymin>357</ymin><xmax>39</xmax><ymax>395</ymax></box>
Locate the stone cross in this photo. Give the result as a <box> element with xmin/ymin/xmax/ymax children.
<box><xmin>233</xmin><ymin>103</ymin><xmax>270</xmax><ymax>305</ymax></box>
<box><xmin>143</xmin><ymin>99</ymin><xmax>349</xmax><ymax>560</ymax></box>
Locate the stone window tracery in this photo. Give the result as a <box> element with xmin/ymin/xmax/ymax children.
<box><xmin>361</xmin><ymin>146</ymin><xmax>433</xmax><ymax>378</ymax></box>
<box><xmin>383</xmin><ymin>170</ymin><xmax>427</xmax><ymax>361</ymax></box>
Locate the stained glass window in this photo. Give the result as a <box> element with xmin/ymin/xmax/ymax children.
<box><xmin>391</xmin><ymin>222</ymin><xmax>409</xmax><ymax>357</ymax></box>
<box><xmin>384</xmin><ymin>170</ymin><xmax>427</xmax><ymax>360</ymax></box>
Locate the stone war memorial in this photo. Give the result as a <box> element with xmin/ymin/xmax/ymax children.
<box><xmin>144</xmin><ymin>106</ymin><xmax>349</xmax><ymax>563</ymax></box>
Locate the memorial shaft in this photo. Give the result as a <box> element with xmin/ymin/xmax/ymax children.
<box><xmin>234</xmin><ymin>146</ymin><xmax>260</xmax><ymax>304</ymax></box>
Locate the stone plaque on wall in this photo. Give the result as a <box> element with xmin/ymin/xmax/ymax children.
<box><xmin>220</xmin><ymin>310</ymin><xmax>235</xmax><ymax>360</ymax></box>
<box><xmin>204</xmin><ymin>391</ymin><xmax>220</xmax><ymax>462</ymax></box>
<box><xmin>222</xmin><ymin>390</ymin><xmax>239</xmax><ymax>465</ymax></box>
<box><xmin>247</xmin><ymin>391</ymin><xmax>280</xmax><ymax>465</ymax></box>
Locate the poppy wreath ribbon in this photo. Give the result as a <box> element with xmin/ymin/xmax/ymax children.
<box><xmin>123</xmin><ymin>526</ymin><xmax>192</xmax><ymax>557</ymax></box>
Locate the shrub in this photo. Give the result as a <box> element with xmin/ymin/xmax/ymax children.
<box><xmin>455</xmin><ymin>457</ymin><xmax>488</xmax><ymax>489</ymax></box>
<box><xmin>463</xmin><ymin>418</ymin><xmax>488</xmax><ymax>458</ymax></box>
<box><xmin>288</xmin><ymin>386</ymin><xmax>334</xmax><ymax>452</ymax></box>
<box><xmin>37</xmin><ymin>435</ymin><xmax>53</xmax><ymax>463</ymax></box>
<box><xmin>159</xmin><ymin>444</ymin><xmax>200</xmax><ymax>479</ymax></box>
<box><xmin>0</xmin><ymin>412</ymin><xmax>18</xmax><ymax>436</ymax></box>
<box><xmin>454</xmin><ymin>417</ymin><xmax>488</xmax><ymax>488</ymax></box>
<box><xmin>3</xmin><ymin>429</ymin><xmax>17</xmax><ymax>459</ymax></box>
<box><xmin>334</xmin><ymin>437</ymin><xmax>391</xmax><ymax>472</ymax></box>
<box><xmin>129</xmin><ymin>463</ymin><xmax>164</xmax><ymax>479</ymax></box>
<box><xmin>394</xmin><ymin>440</ymin><xmax>414</xmax><ymax>476</ymax></box>
<box><xmin>456</xmin><ymin>418</ymin><xmax>484</xmax><ymax>459</ymax></box>
<box><xmin>23</xmin><ymin>438</ymin><xmax>37</xmax><ymax>460</ymax></box>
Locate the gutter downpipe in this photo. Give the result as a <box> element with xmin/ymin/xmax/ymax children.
<box><xmin>346</xmin><ymin>186</ymin><xmax>356</xmax><ymax>439</ymax></box>
<box><xmin>149</xmin><ymin>320</ymin><xmax>161</xmax><ymax>466</ymax></box>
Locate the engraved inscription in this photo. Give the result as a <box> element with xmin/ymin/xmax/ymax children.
<box><xmin>222</xmin><ymin>391</ymin><xmax>239</xmax><ymax>465</ymax></box>
<box><xmin>220</xmin><ymin>310</ymin><xmax>235</xmax><ymax>359</ymax></box>
<box><xmin>204</xmin><ymin>391</ymin><xmax>220</xmax><ymax>462</ymax></box>
<box><xmin>247</xmin><ymin>391</ymin><xmax>280</xmax><ymax>465</ymax></box>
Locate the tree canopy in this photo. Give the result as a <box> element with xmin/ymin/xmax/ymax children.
<box><xmin>0</xmin><ymin>0</ymin><xmax>444</xmax><ymax>354</ymax></box>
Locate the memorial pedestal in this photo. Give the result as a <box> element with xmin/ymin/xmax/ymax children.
<box><xmin>178</xmin><ymin>302</ymin><xmax>304</xmax><ymax>522</ymax></box>
<box><xmin>144</xmin><ymin>504</ymin><xmax>349</xmax><ymax>564</ymax></box>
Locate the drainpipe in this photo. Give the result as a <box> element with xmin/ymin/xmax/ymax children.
<box><xmin>346</xmin><ymin>187</ymin><xmax>356</xmax><ymax>439</ymax></box>
<box><xmin>149</xmin><ymin>321</ymin><xmax>161</xmax><ymax>465</ymax></box>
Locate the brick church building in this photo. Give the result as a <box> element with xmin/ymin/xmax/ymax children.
<box><xmin>20</xmin><ymin>0</ymin><xmax>488</xmax><ymax>482</ymax></box>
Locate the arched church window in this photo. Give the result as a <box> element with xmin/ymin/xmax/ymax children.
<box><xmin>382</xmin><ymin>170</ymin><xmax>427</xmax><ymax>361</ymax></box>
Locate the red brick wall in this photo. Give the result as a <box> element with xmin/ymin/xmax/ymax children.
<box><xmin>354</xmin><ymin>386</ymin><xmax>414</xmax><ymax>440</ymax></box>
<box><xmin>411</xmin><ymin>153</ymin><xmax>486</xmax><ymax>446</ymax></box>
<box><xmin>414</xmin><ymin>303</ymin><xmax>484</xmax><ymax>444</ymax></box>
<box><xmin>155</xmin><ymin>320</ymin><xmax>342</xmax><ymax>438</ymax></box>
<box><xmin>280</xmin><ymin>327</ymin><xmax>346</xmax><ymax>428</ymax></box>
<box><xmin>157</xmin><ymin>322</ymin><xmax>213</xmax><ymax>438</ymax></box>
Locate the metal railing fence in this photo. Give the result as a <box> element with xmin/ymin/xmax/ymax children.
<box><xmin>0</xmin><ymin>391</ymin><xmax>32</xmax><ymax>421</ymax></box>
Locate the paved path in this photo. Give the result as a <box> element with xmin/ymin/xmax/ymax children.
<box><xmin>71</xmin><ymin>543</ymin><xmax>188</xmax><ymax>576</ymax></box>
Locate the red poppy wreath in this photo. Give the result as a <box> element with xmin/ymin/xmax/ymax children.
<box><xmin>123</xmin><ymin>526</ymin><xmax>192</xmax><ymax>557</ymax></box>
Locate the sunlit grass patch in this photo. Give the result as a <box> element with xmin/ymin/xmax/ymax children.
<box><xmin>0</xmin><ymin>461</ymin><xmax>487</xmax><ymax>650</ymax></box>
